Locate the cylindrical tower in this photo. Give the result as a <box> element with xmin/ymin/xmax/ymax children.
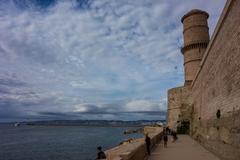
<box><xmin>181</xmin><ymin>9</ymin><xmax>210</xmax><ymax>85</ymax></box>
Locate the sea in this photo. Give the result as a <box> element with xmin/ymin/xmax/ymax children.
<box><xmin>0</xmin><ymin>124</ymin><xmax>143</xmax><ymax>160</ymax></box>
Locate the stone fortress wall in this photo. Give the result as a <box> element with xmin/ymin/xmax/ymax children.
<box><xmin>167</xmin><ymin>85</ymin><xmax>192</xmax><ymax>129</ymax></box>
<box><xmin>167</xmin><ymin>0</ymin><xmax>240</xmax><ymax>159</ymax></box>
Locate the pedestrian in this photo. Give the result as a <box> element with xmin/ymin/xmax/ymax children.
<box><xmin>96</xmin><ymin>146</ymin><xmax>106</xmax><ymax>160</ymax></box>
<box><xmin>166</xmin><ymin>126</ymin><xmax>171</xmax><ymax>135</ymax></box>
<box><xmin>172</xmin><ymin>121</ymin><xmax>179</xmax><ymax>142</ymax></box>
<box><xmin>163</xmin><ymin>132</ymin><xmax>168</xmax><ymax>148</ymax></box>
<box><xmin>145</xmin><ymin>133</ymin><xmax>151</xmax><ymax>155</ymax></box>
<box><xmin>172</xmin><ymin>130</ymin><xmax>178</xmax><ymax>142</ymax></box>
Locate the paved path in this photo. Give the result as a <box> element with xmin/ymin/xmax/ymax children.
<box><xmin>149</xmin><ymin>135</ymin><xmax>220</xmax><ymax>160</ymax></box>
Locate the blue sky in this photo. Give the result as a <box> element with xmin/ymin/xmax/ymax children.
<box><xmin>0</xmin><ymin>0</ymin><xmax>226</xmax><ymax>122</ymax></box>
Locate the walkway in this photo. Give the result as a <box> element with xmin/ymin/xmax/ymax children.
<box><xmin>149</xmin><ymin>135</ymin><xmax>220</xmax><ymax>160</ymax></box>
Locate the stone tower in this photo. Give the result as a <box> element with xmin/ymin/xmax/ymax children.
<box><xmin>181</xmin><ymin>9</ymin><xmax>210</xmax><ymax>85</ymax></box>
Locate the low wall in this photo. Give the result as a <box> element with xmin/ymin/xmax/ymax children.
<box><xmin>106</xmin><ymin>127</ymin><xmax>163</xmax><ymax>160</ymax></box>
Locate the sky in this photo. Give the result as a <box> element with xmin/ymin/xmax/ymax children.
<box><xmin>0</xmin><ymin>0</ymin><xmax>226</xmax><ymax>122</ymax></box>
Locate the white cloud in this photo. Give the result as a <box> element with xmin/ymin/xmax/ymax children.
<box><xmin>125</xmin><ymin>99</ymin><xmax>166</xmax><ymax>112</ymax></box>
<box><xmin>74</xmin><ymin>104</ymin><xmax>89</xmax><ymax>112</ymax></box>
<box><xmin>0</xmin><ymin>0</ymin><xmax>226</xmax><ymax>121</ymax></box>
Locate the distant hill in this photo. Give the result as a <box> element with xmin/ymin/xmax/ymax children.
<box><xmin>24</xmin><ymin>119</ymin><xmax>166</xmax><ymax>127</ymax></box>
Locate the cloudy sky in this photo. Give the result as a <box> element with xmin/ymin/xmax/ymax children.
<box><xmin>0</xmin><ymin>0</ymin><xmax>226</xmax><ymax>122</ymax></box>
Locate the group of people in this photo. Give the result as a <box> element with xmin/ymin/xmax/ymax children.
<box><xmin>145</xmin><ymin>127</ymin><xmax>178</xmax><ymax>155</ymax></box>
<box><xmin>96</xmin><ymin>124</ymin><xmax>179</xmax><ymax>159</ymax></box>
<box><xmin>163</xmin><ymin>126</ymin><xmax>178</xmax><ymax>148</ymax></box>
<box><xmin>144</xmin><ymin>125</ymin><xmax>178</xmax><ymax>156</ymax></box>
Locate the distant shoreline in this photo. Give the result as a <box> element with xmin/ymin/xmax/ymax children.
<box><xmin>25</xmin><ymin>124</ymin><xmax>144</xmax><ymax>128</ymax></box>
<box><xmin>0</xmin><ymin>119</ymin><xmax>165</xmax><ymax>128</ymax></box>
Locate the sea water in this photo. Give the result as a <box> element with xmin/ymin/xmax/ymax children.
<box><xmin>0</xmin><ymin>124</ymin><xmax>143</xmax><ymax>160</ymax></box>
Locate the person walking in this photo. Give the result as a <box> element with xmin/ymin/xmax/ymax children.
<box><xmin>172</xmin><ymin>121</ymin><xmax>179</xmax><ymax>142</ymax></box>
<box><xmin>145</xmin><ymin>133</ymin><xmax>151</xmax><ymax>155</ymax></box>
<box><xmin>166</xmin><ymin>126</ymin><xmax>171</xmax><ymax>135</ymax></box>
<box><xmin>172</xmin><ymin>130</ymin><xmax>178</xmax><ymax>142</ymax></box>
<box><xmin>163</xmin><ymin>134</ymin><xmax>168</xmax><ymax>147</ymax></box>
<box><xmin>96</xmin><ymin>146</ymin><xmax>106</xmax><ymax>160</ymax></box>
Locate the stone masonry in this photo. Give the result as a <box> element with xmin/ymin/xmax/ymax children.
<box><xmin>167</xmin><ymin>0</ymin><xmax>240</xmax><ymax>159</ymax></box>
<box><xmin>181</xmin><ymin>9</ymin><xmax>210</xmax><ymax>84</ymax></box>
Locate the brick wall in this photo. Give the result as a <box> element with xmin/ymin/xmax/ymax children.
<box><xmin>191</xmin><ymin>0</ymin><xmax>240</xmax><ymax>159</ymax></box>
